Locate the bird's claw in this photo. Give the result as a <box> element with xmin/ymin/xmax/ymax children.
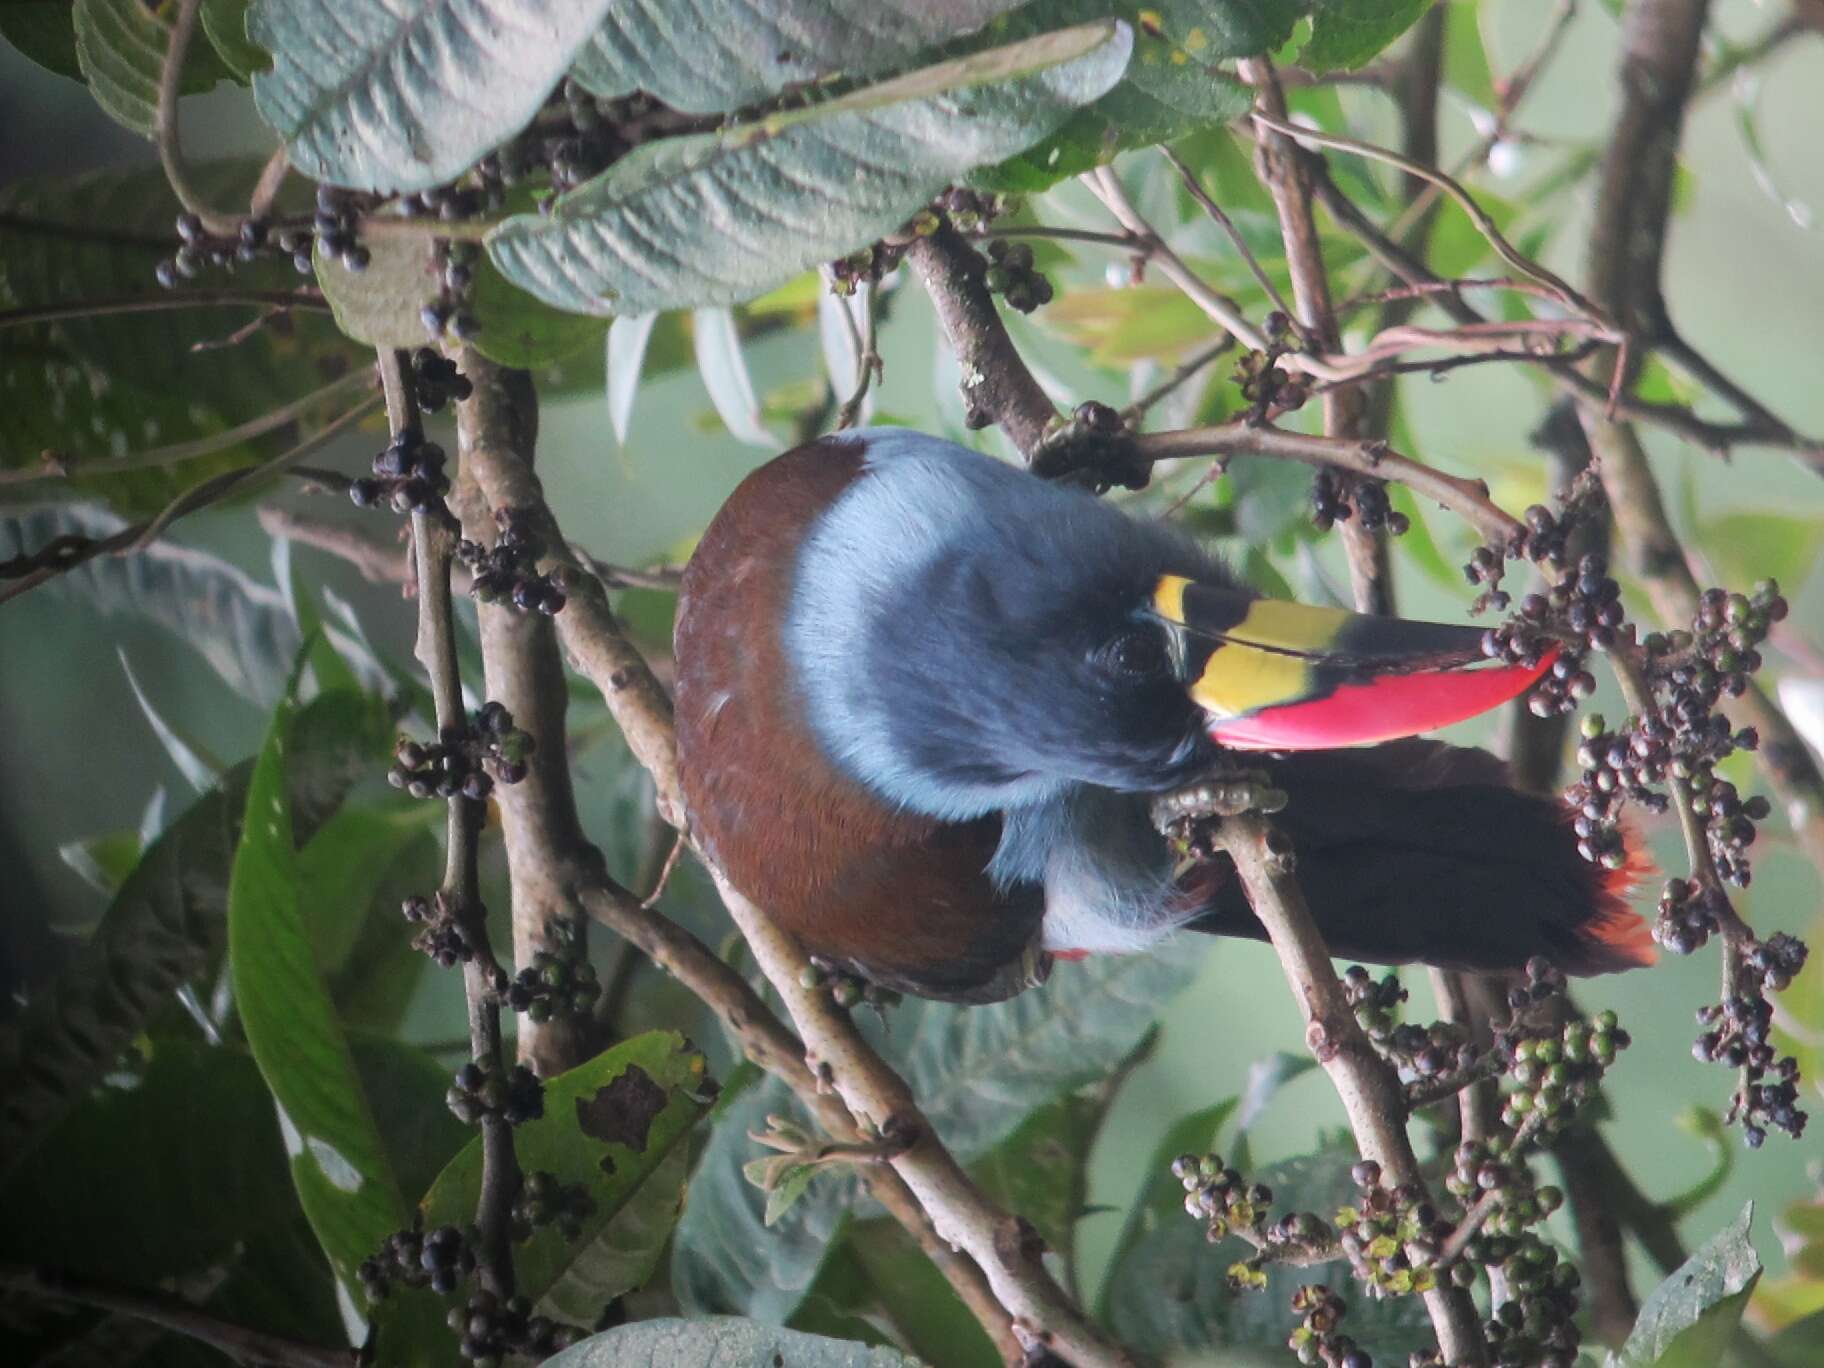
<box><xmin>1150</xmin><ymin>770</ymin><xmax>1288</xmax><ymax>833</ymax></box>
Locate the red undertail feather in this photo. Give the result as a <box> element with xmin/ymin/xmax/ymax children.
<box><xmin>1572</xmin><ymin>817</ymin><xmax>1658</xmax><ymax>972</ymax></box>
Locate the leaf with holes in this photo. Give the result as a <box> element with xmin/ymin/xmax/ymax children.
<box><xmin>487</xmin><ymin>21</ymin><xmax>1133</xmax><ymax>315</ymax></box>
<box><xmin>570</xmin><ymin>0</ymin><xmax>1023</xmax><ymax>113</ymax></box>
<box><xmin>249</xmin><ymin>0</ymin><xmax>616</xmax><ymax>192</ymax></box>
<box><xmin>416</xmin><ymin>1031</ymin><xmax>709</xmax><ymax>1321</ymax></box>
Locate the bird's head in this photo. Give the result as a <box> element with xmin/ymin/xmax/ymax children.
<box><xmin>784</xmin><ymin>430</ymin><xmax>1551</xmax><ymax>823</ymax></box>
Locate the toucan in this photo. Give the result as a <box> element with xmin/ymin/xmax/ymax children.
<box><xmin>674</xmin><ymin>429</ymin><xmax>1653</xmax><ymax>1003</ymax></box>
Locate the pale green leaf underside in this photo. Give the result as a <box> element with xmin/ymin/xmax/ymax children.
<box><xmin>570</xmin><ymin>0</ymin><xmax>1020</xmax><ymax>113</ymax></box>
<box><xmin>549</xmin><ymin>1317</ymin><xmax>922</xmax><ymax>1367</ymax></box>
<box><xmin>486</xmin><ymin>20</ymin><xmax>1134</xmax><ymax>316</ymax></box>
<box><xmin>249</xmin><ymin>0</ymin><xmax>616</xmax><ymax>192</ymax></box>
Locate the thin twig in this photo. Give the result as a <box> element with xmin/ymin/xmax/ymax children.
<box><xmin>382</xmin><ymin>349</ymin><xmax>520</xmax><ymax>1297</ymax></box>
<box><xmin>0</xmin><ymin>393</ymin><xmax>382</xmax><ymax>607</ymax></box>
<box><xmin>0</xmin><ymin>1264</ymin><xmax>354</xmax><ymax>1368</ymax></box>
<box><xmin>1215</xmin><ymin>815</ymin><xmax>1488</xmax><ymax>1365</ymax></box>
<box><xmin>1159</xmin><ymin>146</ymin><xmax>1308</xmax><ymax>344</ymax></box>
<box><xmin>1120</xmin><ymin>336</ymin><xmax>1237</xmax><ymax>426</ymax></box>
<box><xmin>0</xmin><ymin>289</ymin><xmax>330</xmax><ymax>331</ymax></box>
<box><xmin>0</xmin><ymin>370</ymin><xmax>372</xmax><ymax>491</ymax></box>
<box><xmin>155</xmin><ymin>0</ymin><xmax>241</xmax><ymax>239</ymax></box>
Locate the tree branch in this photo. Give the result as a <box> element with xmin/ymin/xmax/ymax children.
<box><xmin>382</xmin><ymin>350</ymin><xmax>520</xmax><ymax>1299</ymax></box>
<box><xmin>1214</xmin><ymin>815</ymin><xmax>1488</xmax><ymax>1365</ymax></box>
<box><xmin>904</xmin><ymin>224</ymin><xmax>1059</xmax><ymax>458</ymax></box>
<box><xmin>0</xmin><ymin>1264</ymin><xmax>354</xmax><ymax>1368</ymax></box>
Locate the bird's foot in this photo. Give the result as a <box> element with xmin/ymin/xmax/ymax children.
<box><xmin>1150</xmin><ymin>770</ymin><xmax>1288</xmax><ymax>835</ymax></box>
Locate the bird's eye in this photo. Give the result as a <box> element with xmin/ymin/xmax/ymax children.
<box><xmin>1101</xmin><ymin>628</ymin><xmax>1171</xmax><ymax>680</ymax></box>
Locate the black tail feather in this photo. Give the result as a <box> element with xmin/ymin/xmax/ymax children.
<box><xmin>1188</xmin><ymin>740</ymin><xmax>1654</xmax><ymax>976</ymax></box>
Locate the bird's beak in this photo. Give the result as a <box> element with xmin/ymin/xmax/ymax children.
<box><xmin>1151</xmin><ymin>575</ymin><xmax>1554</xmax><ymax>751</ymax></box>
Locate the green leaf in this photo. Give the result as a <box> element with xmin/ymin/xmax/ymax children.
<box><xmin>1105</xmin><ymin>1142</ymin><xmax>1432</xmax><ymax>1357</ymax></box>
<box><xmin>693</xmin><ymin>307</ymin><xmax>775</xmax><ymax>449</ymax></box>
<box><xmin>1095</xmin><ymin>1096</ymin><xmax>1237</xmax><ymax>1321</ymax></box>
<box><xmin>58</xmin><ymin>826</ymin><xmax>144</xmax><ymax>897</ymax></box>
<box><xmin>312</xmin><ymin>223</ymin><xmax>608</xmax><ymax>367</ymax></box>
<box><xmin>1042</xmin><ymin>283</ymin><xmax>1224</xmax><ymax>364</ymax></box>
<box><xmin>673</xmin><ymin>1073</ymin><xmax>854</xmax><ymax>1319</ymax></box>
<box><xmin>1611</xmin><ymin>1203</ymin><xmax>1761</xmax><ymax>1368</ymax></box>
<box><xmin>74</xmin><ymin>0</ymin><xmax>236</xmax><ymax>135</ymax></box>
<box><xmin>549</xmin><ymin>1318</ymin><xmax>923</xmax><ymax>1367</ymax></box>
<box><xmin>486</xmin><ymin>21</ymin><xmax>1134</xmax><ymax>315</ymax></box>
<box><xmin>980</xmin><ymin>0</ymin><xmax>1295</xmax><ymax>191</ymax></box>
<box><xmin>420</xmin><ymin>1031</ymin><xmax>710</xmax><ymax>1319</ymax></box>
<box><xmin>1698</xmin><ymin>511</ymin><xmax>1823</xmax><ymax>597</ymax></box>
<box><xmin>570</xmin><ymin>0</ymin><xmax>1024</xmax><ymax>112</ymax></box>
<box><xmin>200</xmin><ymin>0</ymin><xmax>267</xmax><ymax>80</ymax></box>
<box><xmin>1301</xmin><ymin>0</ymin><xmax>1437</xmax><ymax>74</ymax></box>
<box><xmin>229</xmin><ymin>681</ymin><xmax>407</xmax><ymax>1293</ymax></box>
<box><xmin>249</xmin><ymin>0</ymin><xmax>617</xmax><ymax>192</ymax></box>
<box><xmin>803</xmin><ymin>1218</ymin><xmax>1000</xmax><ymax>1366</ymax></box>
<box><xmin>1660</xmin><ymin>1107</ymin><xmax>1734</xmax><ymax>1220</ymax></box>
<box><xmin>607</xmin><ymin>312</ymin><xmax>659</xmax><ymax>445</ymax></box>
<box><xmin>297</xmin><ymin>803</ymin><xmax>440</xmax><ymax>979</ymax></box>
<box><xmin>0</xmin><ymin>1041</ymin><xmax>313</xmax><ymax>1282</ymax></box>
<box><xmin>8</xmin><ymin>508</ymin><xmax>305</xmax><ymax>703</ymax></box>
<box><xmin>0</xmin><ymin>0</ymin><xmax>85</xmax><ymax>82</ymax></box>
<box><xmin>0</xmin><ymin>161</ymin><xmax>370</xmax><ymax>514</ymax></box>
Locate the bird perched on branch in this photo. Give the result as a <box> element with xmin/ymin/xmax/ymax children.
<box><xmin>675</xmin><ymin>429</ymin><xmax>1652</xmax><ymax>1003</ymax></box>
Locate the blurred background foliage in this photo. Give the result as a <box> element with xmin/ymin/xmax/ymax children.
<box><xmin>2</xmin><ymin>2</ymin><xmax>1823</xmax><ymax>1364</ymax></box>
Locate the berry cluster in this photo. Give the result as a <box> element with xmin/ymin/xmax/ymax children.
<box><xmin>1500</xmin><ymin>547</ymin><xmax>1619</xmax><ymax>718</ymax></box>
<box><xmin>1439</xmin><ymin>1141</ymin><xmax>1583</xmax><ymax>1368</ymax></box>
<box><xmin>1499</xmin><ymin>1009</ymin><xmax>1627</xmax><ymax>1136</ymax></box>
<box><xmin>349</xmin><ymin>429</ymin><xmax>451</xmax><ymax>516</ymax></box>
<box><xmin>1311</xmin><ymin>469</ymin><xmax>1407</xmax><ymax>537</ymax></box>
<box><xmin>310</xmin><ymin>186</ymin><xmax>372</xmax><ymax>273</ymax></box>
<box><xmin>359</xmin><ymin>1223</ymin><xmax>475</xmax><ymax>1299</ymax></box>
<box><xmin>829</xmin><ymin>189</ymin><xmax>1004</xmax><ymax>296</ymax></box>
<box><xmin>1694</xmin><ymin>933</ymin><xmax>1809</xmax><ymax>1146</ymax></box>
<box><xmin>1234</xmin><ymin>314</ymin><xmax>1310</xmax><ymax>421</ymax></box>
<box><xmin>983</xmin><ymin>238</ymin><xmax>1054</xmax><ymax>313</ymax></box>
<box><xmin>421</xmin><ymin>240</ymin><xmax>481</xmax><ymax>341</ymax></box>
<box><xmin>154</xmin><ymin>212</ymin><xmax>275</xmax><ymax>288</ymax></box>
<box><xmin>402</xmin><ymin>889</ymin><xmax>480</xmax><ymax>968</ymax></box>
<box><xmin>506</xmin><ymin>948</ymin><xmax>601</xmax><ymax>1025</ymax></box>
<box><xmin>387</xmin><ymin>703</ymin><xmax>535</xmax><ymax>802</ymax></box>
<box><xmin>1333</xmin><ymin>1161</ymin><xmax>1446</xmax><ymax>1298</ymax></box>
<box><xmin>1288</xmin><ymin>1285</ymin><xmax>1371</xmax><ymax>1368</ymax></box>
<box><xmin>446</xmin><ymin>1057</ymin><xmax>545</xmax><ymax>1126</ymax></box>
<box><xmin>799</xmin><ymin>958</ymin><xmax>902</xmax><ymax>1013</ymax></box>
<box><xmin>413</xmin><ymin>346</ymin><xmax>474</xmax><ymax>413</ymax></box>
<box><xmin>511</xmin><ymin>1170</ymin><xmax>597</xmax><ymax>1242</ymax></box>
<box><xmin>1340</xmin><ymin>967</ymin><xmax>1474</xmax><ymax>1087</ymax></box>
<box><xmin>447</xmin><ymin>1289</ymin><xmax>584</xmax><ymax>1368</ymax></box>
<box><xmin>458</xmin><ymin>510</ymin><xmax>568</xmax><ymax>615</ymax></box>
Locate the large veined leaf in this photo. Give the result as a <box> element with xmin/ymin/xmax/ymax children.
<box><xmin>418</xmin><ymin>1032</ymin><xmax>709</xmax><ymax>1320</ymax></box>
<box><xmin>4</xmin><ymin>505</ymin><xmax>327</xmax><ymax>707</ymax></box>
<box><xmin>569</xmin><ymin>0</ymin><xmax>1022</xmax><ymax>113</ymax></box>
<box><xmin>0</xmin><ymin>161</ymin><xmax>370</xmax><ymax>514</ymax></box>
<box><xmin>1300</xmin><ymin>0</ymin><xmax>1437</xmax><ymax>73</ymax></box>
<box><xmin>0</xmin><ymin>1</ymin><xmax>85</xmax><ymax>82</ymax></box>
<box><xmin>0</xmin><ymin>686</ymin><xmax>387</xmax><ymax>1180</ymax></box>
<box><xmin>897</xmin><ymin>948</ymin><xmax>1196</xmax><ymax>1157</ymax></box>
<box><xmin>312</xmin><ymin>221</ymin><xmax>606</xmax><ymax>368</ymax></box>
<box><xmin>971</xmin><ymin>0</ymin><xmax>1301</xmax><ymax>192</ymax></box>
<box><xmin>1610</xmin><ymin>1203</ymin><xmax>1762</xmax><ymax>1368</ymax></box>
<box><xmin>548</xmin><ymin>1319</ymin><xmax>922</xmax><ymax>1367</ymax></box>
<box><xmin>249</xmin><ymin>0</ymin><xmax>617</xmax><ymax>193</ymax></box>
<box><xmin>74</xmin><ymin>0</ymin><xmax>236</xmax><ymax>136</ymax></box>
<box><xmin>201</xmin><ymin>0</ymin><xmax>268</xmax><ymax>81</ymax></box>
<box><xmin>672</xmin><ymin>1072</ymin><xmax>854</xmax><ymax>1320</ymax></box>
<box><xmin>672</xmin><ymin>949</ymin><xmax>1195</xmax><ymax>1321</ymax></box>
<box><xmin>1105</xmin><ymin>1142</ymin><xmax>1433</xmax><ymax>1357</ymax></box>
<box><xmin>486</xmin><ymin>21</ymin><xmax>1134</xmax><ymax>316</ymax></box>
<box><xmin>228</xmin><ymin>681</ymin><xmax>403</xmax><ymax>1295</ymax></box>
